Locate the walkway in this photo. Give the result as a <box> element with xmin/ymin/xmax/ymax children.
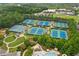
<box><xmin>3</xmin><ymin>35</ymin><xmax>25</xmax><ymax>53</ymax></box>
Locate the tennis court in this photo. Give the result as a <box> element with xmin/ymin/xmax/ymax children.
<box><xmin>28</xmin><ymin>27</ymin><xmax>46</xmax><ymax>35</ymax></box>
<box><xmin>38</xmin><ymin>21</ymin><xmax>51</xmax><ymax>26</ymax></box>
<box><xmin>9</xmin><ymin>25</ymin><xmax>25</xmax><ymax>33</ymax></box>
<box><xmin>23</xmin><ymin>19</ymin><xmax>37</xmax><ymax>25</ymax></box>
<box><xmin>55</xmin><ymin>22</ymin><xmax>68</xmax><ymax>28</ymax></box>
<box><xmin>50</xmin><ymin>29</ymin><xmax>68</xmax><ymax>40</ymax></box>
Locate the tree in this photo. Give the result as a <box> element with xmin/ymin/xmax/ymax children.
<box><xmin>0</xmin><ymin>34</ymin><xmax>4</xmax><ymax>40</ymax></box>
<box><xmin>24</xmin><ymin>46</ymin><xmax>33</xmax><ymax>56</ymax></box>
<box><xmin>0</xmin><ymin>41</ymin><xmax>3</xmax><ymax>47</ymax></box>
<box><xmin>24</xmin><ymin>39</ymin><xmax>31</xmax><ymax>48</ymax></box>
<box><xmin>0</xmin><ymin>12</ymin><xmax>24</xmax><ymax>28</ymax></box>
<box><xmin>59</xmin><ymin>19</ymin><xmax>79</xmax><ymax>56</ymax></box>
<box><xmin>0</xmin><ymin>34</ymin><xmax>4</xmax><ymax>47</ymax></box>
<box><xmin>17</xmin><ymin>44</ymin><xmax>26</xmax><ymax>52</ymax></box>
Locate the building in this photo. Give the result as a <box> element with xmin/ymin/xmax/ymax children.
<box><xmin>56</xmin><ymin>9</ymin><xmax>75</xmax><ymax>15</ymax></box>
<box><xmin>45</xmin><ymin>51</ymin><xmax>57</xmax><ymax>56</ymax></box>
<box><xmin>32</xmin><ymin>44</ymin><xmax>43</xmax><ymax>51</ymax></box>
<box><xmin>32</xmin><ymin>49</ymin><xmax>60</xmax><ymax>56</ymax></box>
<box><xmin>34</xmin><ymin>9</ymin><xmax>75</xmax><ymax>16</ymax></box>
<box><xmin>32</xmin><ymin>44</ymin><xmax>46</xmax><ymax>56</ymax></box>
<box><xmin>0</xmin><ymin>49</ymin><xmax>21</xmax><ymax>56</ymax></box>
<box><xmin>32</xmin><ymin>51</ymin><xmax>47</xmax><ymax>56</ymax></box>
<box><xmin>32</xmin><ymin>44</ymin><xmax>60</xmax><ymax>56</ymax></box>
<box><xmin>42</xmin><ymin>9</ymin><xmax>56</xmax><ymax>13</ymax></box>
<box><xmin>34</xmin><ymin>9</ymin><xmax>56</xmax><ymax>16</ymax></box>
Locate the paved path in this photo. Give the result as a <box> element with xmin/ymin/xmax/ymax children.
<box><xmin>6</xmin><ymin>44</ymin><xmax>9</xmax><ymax>53</ymax></box>
<box><xmin>3</xmin><ymin>35</ymin><xmax>17</xmax><ymax>44</ymax></box>
<box><xmin>9</xmin><ymin>42</ymin><xmax>24</xmax><ymax>48</ymax></box>
<box><xmin>3</xmin><ymin>35</ymin><xmax>25</xmax><ymax>53</ymax></box>
<box><xmin>22</xmin><ymin>49</ymin><xmax>27</xmax><ymax>56</ymax></box>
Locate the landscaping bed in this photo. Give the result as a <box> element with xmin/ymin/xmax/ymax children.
<box><xmin>4</xmin><ymin>36</ymin><xmax>16</xmax><ymax>43</ymax></box>
<box><xmin>8</xmin><ymin>37</ymin><xmax>25</xmax><ymax>47</ymax></box>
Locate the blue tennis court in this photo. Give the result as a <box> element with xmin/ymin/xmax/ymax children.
<box><xmin>30</xmin><ymin>27</ymin><xmax>37</xmax><ymax>34</ymax></box>
<box><xmin>28</xmin><ymin>27</ymin><xmax>46</xmax><ymax>35</ymax></box>
<box><xmin>60</xmin><ymin>31</ymin><xmax>67</xmax><ymax>39</ymax></box>
<box><xmin>50</xmin><ymin>29</ymin><xmax>68</xmax><ymax>40</ymax></box>
<box><xmin>23</xmin><ymin>19</ymin><xmax>37</xmax><ymax>25</ymax></box>
<box><xmin>51</xmin><ymin>30</ymin><xmax>58</xmax><ymax>38</ymax></box>
<box><xmin>55</xmin><ymin>22</ymin><xmax>68</xmax><ymax>28</ymax></box>
<box><xmin>37</xmin><ymin>28</ymin><xmax>44</xmax><ymax>35</ymax></box>
<box><xmin>38</xmin><ymin>21</ymin><xmax>50</xmax><ymax>26</ymax></box>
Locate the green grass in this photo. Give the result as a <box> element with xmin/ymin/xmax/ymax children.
<box><xmin>8</xmin><ymin>32</ymin><xmax>16</xmax><ymax>36</ymax></box>
<box><xmin>8</xmin><ymin>37</ymin><xmax>25</xmax><ymax>47</ymax></box>
<box><xmin>53</xmin><ymin>14</ymin><xmax>79</xmax><ymax>24</ymax></box>
<box><xmin>23</xmin><ymin>47</ymin><xmax>33</xmax><ymax>56</ymax></box>
<box><xmin>5</xmin><ymin>36</ymin><xmax>16</xmax><ymax>43</ymax></box>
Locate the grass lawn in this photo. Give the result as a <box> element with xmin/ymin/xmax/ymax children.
<box><xmin>24</xmin><ymin>34</ymin><xmax>32</xmax><ymax>39</ymax></box>
<box><xmin>23</xmin><ymin>48</ymin><xmax>33</xmax><ymax>56</ymax></box>
<box><xmin>8</xmin><ymin>37</ymin><xmax>25</xmax><ymax>47</ymax></box>
<box><xmin>52</xmin><ymin>14</ymin><xmax>79</xmax><ymax>24</ymax></box>
<box><xmin>4</xmin><ymin>36</ymin><xmax>16</xmax><ymax>43</ymax></box>
<box><xmin>8</xmin><ymin>32</ymin><xmax>16</xmax><ymax>36</ymax></box>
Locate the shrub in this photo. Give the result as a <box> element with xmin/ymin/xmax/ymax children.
<box><xmin>24</xmin><ymin>46</ymin><xmax>33</xmax><ymax>56</ymax></box>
